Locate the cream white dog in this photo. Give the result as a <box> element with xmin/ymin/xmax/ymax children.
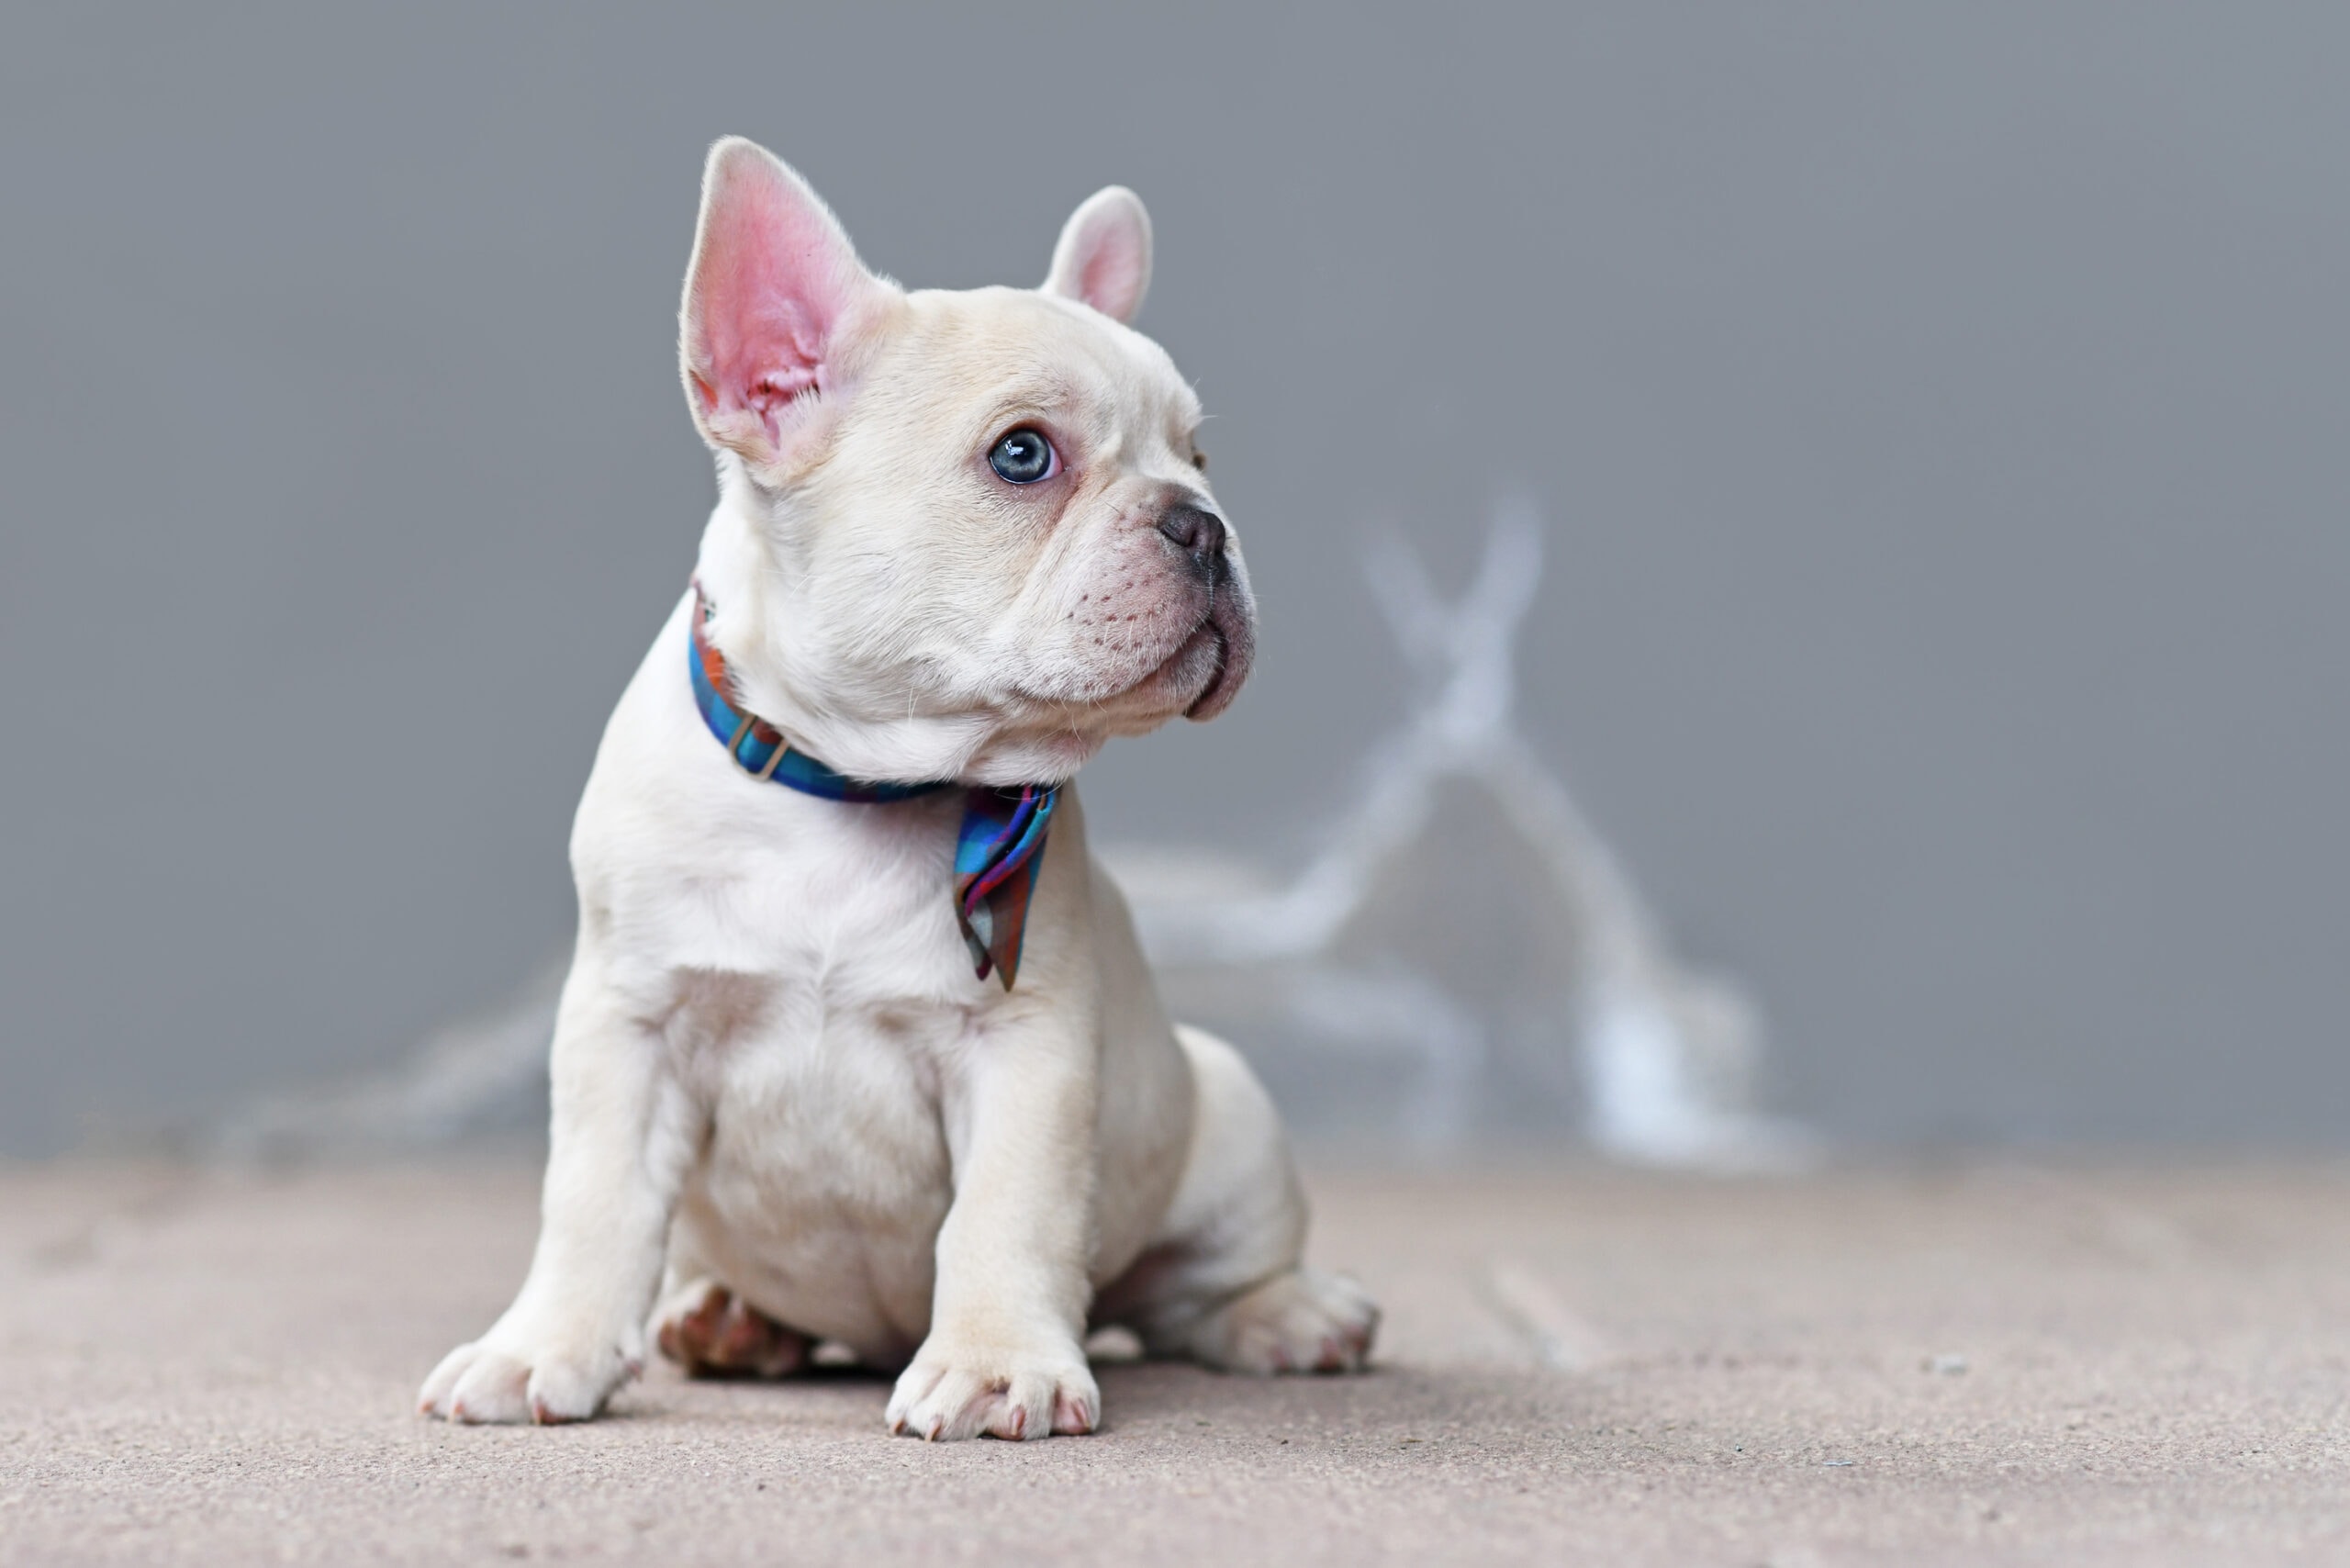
<box><xmin>418</xmin><ymin>138</ymin><xmax>1377</xmax><ymax>1440</ymax></box>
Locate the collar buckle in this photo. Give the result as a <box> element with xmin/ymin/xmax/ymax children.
<box><xmin>725</xmin><ymin>712</ymin><xmax>792</xmax><ymax>782</ymax></box>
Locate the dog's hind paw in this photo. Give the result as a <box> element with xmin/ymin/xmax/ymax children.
<box><xmin>1186</xmin><ymin>1266</ymin><xmax>1379</xmax><ymax>1375</ymax></box>
<box><xmin>654</xmin><ymin>1280</ymin><xmax>810</xmax><ymax>1379</ymax></box>
<box><xmin>418</xmin><ymin>1324</ymin><xmax>639</xmax><ymax>1426</ymax></box>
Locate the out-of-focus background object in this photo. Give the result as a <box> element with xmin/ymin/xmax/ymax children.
<box><xmin>6</xmin><ymin>4</ymin><xmax>2348</xmax><ymax>1159</ymax></box>
<box><xmin>1116</xmin><ymin>504</ymin><xmax>1805</xmax><ymax>1167</ymax></box>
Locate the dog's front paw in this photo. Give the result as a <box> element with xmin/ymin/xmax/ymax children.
<box><xmin>418</xmin><ymin>1321</ymin><xmax>640</xmax><ymax>1426</ymax></box>
<box><xmin>885</xmin><ymin>1331</ymin><xmax>1100</xmax><ymax>1441</ymax></box>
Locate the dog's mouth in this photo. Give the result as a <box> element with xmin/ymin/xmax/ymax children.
<box><xmin>1175</xmin><ymin>584</ymin><xmax>1254</xmax><ymax>722</ymax></box>
<box><xmin>1179</xmin><ymin>623</ymin><xmax>1228</xmax><ymax>719</ymax></box>
<box><xmin>1006</xmin><ymin>577</ymin><xmax>1255</xmax><ymax>733</ymax></box>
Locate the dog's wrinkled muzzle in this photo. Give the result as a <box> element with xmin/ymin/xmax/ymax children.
<box><xmin>1183</xmin><ymin>568</ymin><xmax>1255</xmax><ymax>722</ymax></box>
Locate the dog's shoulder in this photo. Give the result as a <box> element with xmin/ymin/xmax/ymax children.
<box><xmin>568</xmin><ymin>591</ymin><xmax>970</xmax><ymax>999</ymax></box>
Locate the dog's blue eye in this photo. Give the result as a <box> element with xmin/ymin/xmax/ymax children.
<box><xmin>988</xmin><ymin>428</ymin><xmax>1057</xmax><ymax>485</ymax></box>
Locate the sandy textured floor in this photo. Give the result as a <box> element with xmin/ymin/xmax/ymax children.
<box><xmin>1</xmin><ymin>1159</ymin><xmax>2345</xmax><ymax>1566</ymax></box>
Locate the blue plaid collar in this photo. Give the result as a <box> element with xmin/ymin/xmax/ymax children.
<box><xmin>687</xmin><ymin>584</ymin><xmax>1058</xmax><ymax>989</ymax></box>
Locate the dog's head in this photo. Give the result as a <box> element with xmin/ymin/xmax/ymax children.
<box><xmin>679</xmin><ymin>137</ymin><xmax>1254</xmax><ymax>788</ymax></box>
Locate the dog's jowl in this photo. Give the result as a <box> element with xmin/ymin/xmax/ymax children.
<box><xmin>417</xmin><ymin>139</ymin><xmax>1377</xmax><ymax>1440</ymax></box>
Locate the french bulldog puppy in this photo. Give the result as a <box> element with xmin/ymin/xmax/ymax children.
<box><xmin>418</xmin><ymin>138</ymin><xmax>1377</xmax><ymax>1440</ymax></box>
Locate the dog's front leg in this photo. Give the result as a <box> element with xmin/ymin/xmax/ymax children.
<box><xmin>888</xmin><ymin>1009</ymin><xmax>1102</xmax><ymax>1441</ymax></box>
<box><xmin>420</xmin><ymin>965</ymin><xmax>699</xmax><ymax>1425</ymax></box>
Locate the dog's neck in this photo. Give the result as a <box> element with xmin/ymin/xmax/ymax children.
<box><xmin>690</xmin><ymin>474</ymin><xmax>1106</xmax><ymax>789</ymax></box>
<box><xmin>687</xmin><ymin>477</ymin><xmax>1064</xmax><ymax>991</ymax></box>
<box><xmin>688</xmin><ymin>580</ymin><xmax>953</xmax><ymax>801</ymax></box>
<box><xmin>689</xmin><ymin>476</ymin><xmax>979</xmax><ymax>785</ymax></box>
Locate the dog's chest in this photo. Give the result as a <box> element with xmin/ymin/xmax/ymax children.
<box><xmin>632</xmin><ymin>788</ymin><xmax>979</xmax><ymax>1058</ymax></box>
<box><xmin>621</xmin><ymin>794</ymin><xmax>977</xmax><ymax>1340</ymax></box>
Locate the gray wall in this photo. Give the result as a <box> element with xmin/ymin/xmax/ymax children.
<box><xmin>4</xmin><ymin>4</ymin><xmax>2345</xmax><ymax>1155</ymax></box>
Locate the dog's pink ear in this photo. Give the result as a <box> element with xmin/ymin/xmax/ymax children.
<box><xmin>1043</xmin><ymin>186</ymin><xmax>1152</xmax><ymax>324</ymax></box>
<box><xmin>680</xmin><ymin>138</ymin><xmax>890</xmax><ymax>470</ymax></box>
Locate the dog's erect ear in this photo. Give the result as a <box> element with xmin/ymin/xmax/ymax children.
<box><xmin>1043</xmin><ymin>186</ymin><xmax>1152</xmax><ymax>324</ymax></box>
<box><xmin>681</xmin><ymin>137</ymin><xmax>890</xmax><ymax>471</ymax></box>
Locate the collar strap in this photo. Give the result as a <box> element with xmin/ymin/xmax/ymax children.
<box><xmin>686</xmin><ymin>583</ymin><xmax>1058</xmax><ymax>989</ymax></box>
<box><xmin>688</xmin><ymin>585</ymin><xmax>950</xmax><ymax>804</ymax></box>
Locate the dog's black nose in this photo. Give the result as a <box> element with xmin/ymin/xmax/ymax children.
<box><xmin>1158</xmin><ymin>503</ymin><xmax>1226</xmax><ymax>567</ymax></box>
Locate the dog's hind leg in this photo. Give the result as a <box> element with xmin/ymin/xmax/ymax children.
<box><xmin>1095</xmin><ymin>1025</ymin><xmax>1379</xmax><ymax>1374</ymax></box>
<box><xmin>652</xmin><ymin>1276</ymin><xmax>811</xmax><ymax>1379</ymax></box>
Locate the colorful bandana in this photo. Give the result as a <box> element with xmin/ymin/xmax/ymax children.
<box><xmin>688</xmin><ymin>586</ymin><xmax>1058</xmax><ymax>989</ymax></box>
